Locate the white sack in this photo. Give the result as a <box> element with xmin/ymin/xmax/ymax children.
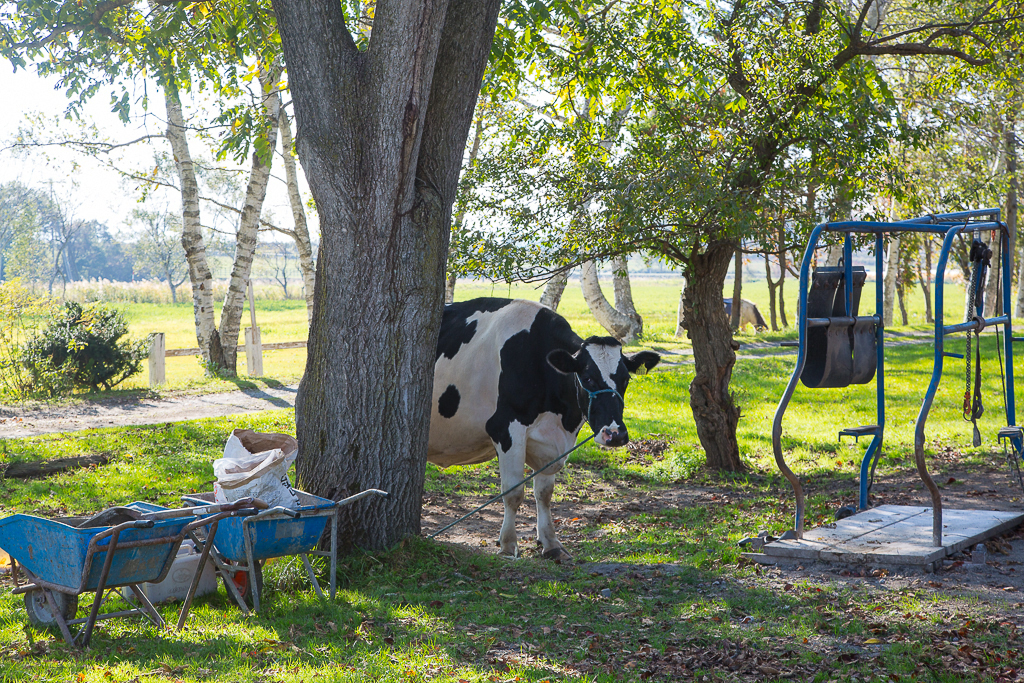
<box><xmin>213</xmin><ymin>429</ymin><xmax>299</xmax><ymax>509</ymax></box>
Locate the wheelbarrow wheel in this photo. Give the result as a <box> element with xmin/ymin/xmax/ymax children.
<box><xmin>24</xmin><ymin>589</ymin><xmax>78</xmax><ymax>629</ymax></box>
<box><xmin>225</xmin><ymin>562</ymin><xmax>264</xmax><ymax>609</ymax></box>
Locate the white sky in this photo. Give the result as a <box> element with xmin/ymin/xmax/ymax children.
<box><xmin>0</xmin><ymin>64</ymin><xmax>302</xmax><ymax>241</ymax></box>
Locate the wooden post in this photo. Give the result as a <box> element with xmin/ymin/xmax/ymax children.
<box><xmin>148</xmin><ymin>332</ymin><xmax>166</xmax><ymax>387</ymax></box>
<box><xmin>245</xmin><ymin>326</ymin><xmax>264</xmax><ymax>377</ymax></box>
<box><xmin>245</xmin><ymin>279</ymin><xmax>263</xmax><ymax>376</ymax></box>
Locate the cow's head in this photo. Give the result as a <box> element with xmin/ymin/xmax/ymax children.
<box><xmin>547</xmin><ymin>337</ymin><xmax>661</xmax><ymax>447</ymax></box>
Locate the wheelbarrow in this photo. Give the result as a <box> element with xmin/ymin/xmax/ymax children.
<box><xmin>0</xmin><ymin>498</ymin><xmax>264</xmax><ymax>648</ymax></box>
<box><xmin>182</xmin><ymin>488</ymin><xmax>387</xmax><ymax>613</ymax></box>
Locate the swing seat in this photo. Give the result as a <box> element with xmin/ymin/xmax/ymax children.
<box><xmin>801</xmin><ymin>267</ymin><xmax>877</xmax><ymax>389</ymax></box>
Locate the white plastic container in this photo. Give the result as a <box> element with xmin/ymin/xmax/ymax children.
<box><xmin>124</xmin><ymin>540</ymin><xmax>218</xmax><ymax>604</ymax></box>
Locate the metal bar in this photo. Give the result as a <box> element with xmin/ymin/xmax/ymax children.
<box><xmin>330</xmin><ymin>511</ymin><xmax>338</xmax><ymax>601</ymax></box>
<box><xmin>943</xmin><ymin>315</ymin><xmax>1010</xmax><ymax>335</ymax></box>
<box><xmin>67</xmin><ymin>608</ymin><xmax>151</xmax><ymax>625</ymax></box>
<box><xmin>243</xmin><ymin>518</ymin><xmax>260</xmax><ymax>613</ymax></box>
<box><xmin>1001</xmin><ymin>223</ymin><xmax>1017</xmax><ymax>431</ymax></box>
<box><xmin>772</xmin><ymin>223</ymin><xmax>826</xmax><ymax>537</ymax></box>
<box><xmin>43</xmin><ymin>588</ymin><xmax>77</xmax><ymax>646</ymax></box>
<box><xmin>859</xmin><ymin>434</ymin><xmax>882</xmax><ymax>510</ymax></box>
<box><xmin>81</xmin><ymin>528</ymin><xmax>122</xmax><ymax>647</ymax></box>
<box><xmin>176</xmin><ymin>519</ymin><xmax>219</xmax><ymax>631</ymax></box>
<box><xmin>913</xmin><ymin>224</ymin><xmax>964</xmax><ymax>547</ymax></box>
<box><xmin>119</xmin><ymin>589</ymin><xmax>161</xmax><ymax>626</ymax></box>
<box><xmin>868</xmin><ymin>232</ymin><xmax>886</xmax><ymax>511</ymax></box>
<box><xmin>300</xmin><ymin>554</ymin><xmax>325</xmax><ymax>600</ymax></box>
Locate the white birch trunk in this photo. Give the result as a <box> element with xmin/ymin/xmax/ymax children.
<box><xmin>165</xmin><ymin>85</ymin><xmax>221</xmax><ymax>369</ymax></box>
<box><xmin>218</xmin><ymin>66</ymin><xmax>283</xmax><ymax>373</ymax></box>
<box><xmin>539</xmin><ymin>269</ymin><xmax>570</xmax><ymax>310</ymax></box>
<box><xmin>676</xmin><ymin>286</ymin><xmax>686</xmax><ymax>337</ymax></box>
<box><xmin>279</xmin><ymin>107</ymin><xmax>317</xmax><ymax>323</ymax></box>
<box><xmin>445</xmin><ymin>116</ymin><xmax>484</xmax><ymax>304</ymax></box>
<box><xmin>825</xmin><ymin>244</ymin><xmax>843</xmax><ymax>267</ymax></box>
<box><xmin>883</xmin><ymin>235</ymin><xmax>900</xmax><ymax>326</ymax></box>
<box><xmin>580</xmin><ymin>259</ymin><xmax>642</xmax><ymax>343</ymax></box>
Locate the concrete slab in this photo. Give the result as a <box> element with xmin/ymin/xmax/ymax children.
<box><xmin>759</xmin><ymin>505</ymin><xmax>1024</xmax><ymax>567</ymax></box>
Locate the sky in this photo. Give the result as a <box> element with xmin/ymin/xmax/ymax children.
<box><xmin>0</xmin><ymin>64</ymin><xmax>302</xmax><ymax>240</ymax></box>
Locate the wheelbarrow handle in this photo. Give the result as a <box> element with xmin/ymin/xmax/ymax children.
<box><xmin>90</xmin><ymin>518</ymin><xmax>156</xmax><ymax>541</ymax></box>
<box><xmin>139</xmin><ymin>497</ymin><xmax>270</xmax><ymax>521</ymax></box>
<box><xmin>335</xmin><ymin>488</ymin><xmax>389</xmax><ymax>508</ymax></box>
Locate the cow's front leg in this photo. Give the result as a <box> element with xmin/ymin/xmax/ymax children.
<box><xmin>496</xmin><ymin>425</ymin><xmax>528</xmax><ymax>557</ymax></box>
<box><xmin>534</xmin><ymin>471</ymin><xmax>572</xmax><ymax>561</ymax></box>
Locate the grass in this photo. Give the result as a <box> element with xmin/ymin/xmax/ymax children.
<box><xmin>41</xmin><ymin>270</ymin><xmax>983</xmax><ymax>397</ymax></box>
<box><xmin>2</xmin><ymin>335</ymin><xmax>1023</xmax><ymax>681</ymax></box>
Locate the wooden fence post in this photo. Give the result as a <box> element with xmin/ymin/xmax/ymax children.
<box><xmin>245</xmin><ymin>327</ymin><xmax>264</xmax><ymax>377</ymax></box>
<box><xmin>149</xmin><ymin>332</ymin><xmax>166</xmax><ymax>387</ymax></box>
<box><xmin>245</xmin><ymin>279</ymin><xmax>264</xmax><ymax>376</ymax></box>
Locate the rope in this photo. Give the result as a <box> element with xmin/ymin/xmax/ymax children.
<box><xmin>964</xmin><ymin>236</ymin><xmax>992</xmax><ymax>446</ymax></box>
<box><xmin>428</xmin><ymin>434</ymin><xmax>596</xmax><ymax>539</ymax></box>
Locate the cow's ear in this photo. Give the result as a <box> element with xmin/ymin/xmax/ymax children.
<box><xmin>624</xmin><ymin>350</ymin><xmax>661</xmax><ymax>375</ymax></box>
<box><xmin>547</xmin><ymin>349</ymin><xmax>581</xmax><ymax>375</ymax></box>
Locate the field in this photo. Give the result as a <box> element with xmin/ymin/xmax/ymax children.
<box><xmin>2</xmin><ymin>287</ymin><xmax>1024</xmax><ymax>680</ymax></box>
<box><xmin>110</xmin><ymin>271</ymin><xmax>974</xmax><ymax>394</ymax></box>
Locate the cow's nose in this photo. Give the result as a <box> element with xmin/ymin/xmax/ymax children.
<box><xmin>602</xmin><ymin>428</ymin><xmax>628</xmax><ymax>447</ymax></box>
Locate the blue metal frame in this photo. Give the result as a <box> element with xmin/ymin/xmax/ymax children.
<box><xmin>772</xmin><ymin>209</ymin><xmax>1017</xmax><ymax>547</ymax></box>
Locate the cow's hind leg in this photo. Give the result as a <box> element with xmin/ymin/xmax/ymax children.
<box><xmin>497</xmin><ymin>426</ymin><xmax>528</xmax><ymax>557</ymax></box>
<box><xmin>534</xmin><ymin>471</ymin><xmax>572</xmax><ymax>562</ymax></box>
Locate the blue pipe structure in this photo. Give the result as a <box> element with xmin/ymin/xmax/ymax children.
<box><xmin>772</xmin><ymin>209</ymin><xmax>1016</xmax><ymax>547</ymax></box>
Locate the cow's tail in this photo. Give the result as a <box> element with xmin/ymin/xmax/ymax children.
<box><xmin>753</xmin><ymin>303</ymin><xmax>768</xmax><ymax>330</ymax></box>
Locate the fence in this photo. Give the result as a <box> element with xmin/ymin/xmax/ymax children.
<box><xmin>147</xmin><ymin>330</ymin><xmax>308</xmax><ymax>387</ymax></box>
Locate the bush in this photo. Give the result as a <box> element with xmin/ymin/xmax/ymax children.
<box><xmin>0</xmin><ymin>279</ymin><xmax>55</xmax><ymax>399</ymax></box>
<box><xmin>22</xmin><ymin>302</ymin><xmax>148</xmax><ymax>395</ymax></box>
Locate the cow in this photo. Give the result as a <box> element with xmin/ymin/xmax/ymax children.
<box><xmin>723</xmin><ymin>298</ymin><xmax>768</xmax><ymax>331</ymax></box>
<box><xmin>428</xmin><ymin>298</ymin><xmax>660</xmax><ymax>561</ymax></box>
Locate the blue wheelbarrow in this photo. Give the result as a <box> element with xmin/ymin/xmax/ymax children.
<box><xmin>0</xmin><ymin>498</ymin><xmax>264</xmax><ymax>647</ymax></box>
<box><xmin>182</xmin><ymin>488</ymin><xmax>387</xmax><ymax>613</ymax></box>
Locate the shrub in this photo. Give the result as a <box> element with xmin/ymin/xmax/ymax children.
<box><xmin>0</xmin><ymin>279</ymin><xmax>55</xmax><ymax>399</ymax></box>
<box><xmin>22</xmin><ymin>302</ymin><xmax>149</xmax><ymax>395</ymax></box>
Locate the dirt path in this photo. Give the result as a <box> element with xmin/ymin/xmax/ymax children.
<box><xmin>0</xmin><ymin>384</ymin><xmax>299</xmax><ymax>439</ymax></box>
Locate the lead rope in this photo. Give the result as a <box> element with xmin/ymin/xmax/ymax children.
<box><xmin>963</xmin><ymin>237</ymin><xmax>992</xmax><ymax>447</ymax></box>
<box><xmin>429</xmin><ymin>373</ymin><xmax>610</xmax><ymax>540</ymax></box>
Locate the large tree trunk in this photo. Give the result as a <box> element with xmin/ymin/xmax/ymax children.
<box><xmin>165</xmin><ymin>83</ymin><xmax>224</xmax><ymax>369</ymax></box>
<box><xmin>580</xmin><ymin>258</ymin><xmax>642</xmax><ymax>343</ymax></box>
<box><xmin>278</xmin><ymin>107</ymin><xmax>318</xmax><ymax>323</ymax></box>
<box><xmin>539</xmin><ymin>269</ymin><xmax>570</xmax><ymax>310</ymax></box>
<box><xmin>682</xmin><ymin>241</ymin><xmax>744</xmax><ymax>472</ymax></box>
<box><xmin>730</xmin><ymin>247</ymin><xmax>742</xmax><ymax>330</ymax></box>
<box><xmin>275</xmin><ymin>0</ymin><xmax>501</xmax><ymax>551</ymax></box>
<box><xmin>218</xmin><ymin>66</ymin><xmax>282</xmax><ymax>374</ymax></box>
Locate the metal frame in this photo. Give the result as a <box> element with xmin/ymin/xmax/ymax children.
<box><xmin>185</xmin><ymin>488</ymin><xmax>387</xmax><ymax>614</ymax></box>
<box><xmin>772</xmin><ymin>209</ymin><xmax>1019</xmax><ymax>547</ymax></box>
<box><xmin>8</xmin><ymin>509</ymin><xmax>251</xmax><ymax>648</ymax></box>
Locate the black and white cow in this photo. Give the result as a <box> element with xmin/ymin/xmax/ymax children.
<box><xmin>428</xmin><ymin>298</ymin><xmax>660</xmax><ymax>560</ymax></box>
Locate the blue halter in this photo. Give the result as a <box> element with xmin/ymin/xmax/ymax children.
<box><xmin>575</xmin><ymin>374</ymin><xmax>623</xmax><ymax>430</ymax></box>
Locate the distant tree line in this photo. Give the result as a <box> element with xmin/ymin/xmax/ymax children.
<box><xmin>0</xmin><ymin>180</ymin><xmax>312</xmax><ymax>302</ymax></box>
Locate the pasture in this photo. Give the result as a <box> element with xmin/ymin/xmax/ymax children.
<box><xmin>111</xmin><ymin>272</ymin><xmax>968</xmax><ymax>395</ymax></box>
<box><xmin>2</xmin><ymin>302</ymin><xmax>1024</xmax><ymax>681</ymax></box>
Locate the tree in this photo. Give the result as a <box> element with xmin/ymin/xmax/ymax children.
<box><xmin>273</xmin><ymin>0</ymin><xmax>503</xmax><ymax>549</ymax></box>
<box><xmin>459</xmin><ymin>0</ymin><xmax>1018</xmax><ymax>471</ymax></box>
<box><xmin>129</xmin><ymin>209</ymin><xmax>188</xmax><ymax>303</ymax></box>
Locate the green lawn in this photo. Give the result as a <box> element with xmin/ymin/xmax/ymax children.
<box><xmin>102</xmin><ymin>271</ymin><xmax>979</xmax><ymax>394</ymax></box>
<box><xmin>2</xmin><ymin>335</ymin><xmax>1022</xmax><ymax>681</ymax></box>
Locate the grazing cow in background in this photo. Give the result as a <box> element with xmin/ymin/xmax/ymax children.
<box><xmin>723</xmin><ymin>298</ymin><xmax>768</xmax><ymax>331</ymax></box>
<box><xmin>429</xmin><ymin>298</ymin><xmax>660</xmax><ymax>561</ymax></box>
